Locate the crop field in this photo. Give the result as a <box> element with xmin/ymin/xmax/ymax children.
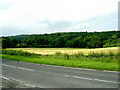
<box><xmin>7</xmin><ymin>47</ymin><xmax>119</xmax><ymax>55</ymax></box>
<box><xmin>2</xmin><ymin>47</ymin><xmax>119</xmax><ymax>71</ymax></box>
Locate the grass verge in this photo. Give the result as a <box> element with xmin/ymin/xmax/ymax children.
<box><xmin>2</xmin><ymin>54</ymin><xmax>118</xmax><ymax>71</ymax></box>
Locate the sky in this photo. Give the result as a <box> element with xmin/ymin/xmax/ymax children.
<box><xmin>0</xmin><ymin>0</ymin><xmax>119</xmax><ymax>36</ymax></box>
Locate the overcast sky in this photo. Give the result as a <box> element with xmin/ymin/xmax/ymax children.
<box><xmin>0</xmin><ymin>0</ymin><xmax>118</xmax><ymax>36</ymax></box>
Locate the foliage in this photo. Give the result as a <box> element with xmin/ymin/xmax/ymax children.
<box><xmin>1</xmin><ymin>31</ymin><xmax>120</xmax><ymax>48</ymax></box>
<box><xmin>2</xmin><ymin>49</ymin><xmax>39</xmax><ymax>56</ymax></box>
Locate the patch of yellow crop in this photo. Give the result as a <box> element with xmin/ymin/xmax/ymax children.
<box><xmin>7</xmin><ymin>47</ymin><xmax>119</xmax><ymax>55</ymax></box>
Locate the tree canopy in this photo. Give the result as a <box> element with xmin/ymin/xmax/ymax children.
<box><xmin>1</xmin><ymin>31</ymin><xmax>120</xmax><ymax>48</ymax></box>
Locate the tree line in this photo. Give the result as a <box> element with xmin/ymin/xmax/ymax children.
<box><xmin>1</xmin><ymin>31</ymin><xmax>120</xmax><ymax>48</ymax></box>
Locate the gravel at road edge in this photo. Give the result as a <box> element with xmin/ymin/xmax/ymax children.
<box><xmin>2</xmin><ymin>78</ymin><xmax>38</xmax><ymax>88</ymax></box>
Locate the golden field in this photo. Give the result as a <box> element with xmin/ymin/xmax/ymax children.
<box><xmin>7</xmin><ymin>47</ymin><xmax>119</xmax><ymax>55</ymax></box>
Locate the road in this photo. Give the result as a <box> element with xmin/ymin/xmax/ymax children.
<box><xmin>2</xmin><ymin>59</ymin><xmax>119</xmax><ymax>88</ymax></box>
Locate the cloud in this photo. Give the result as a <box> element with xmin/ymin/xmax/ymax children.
<box><xmin>0</xmin><ymin>0</ymin><xmax>118</xmax><ymax>36</ymax></box>
<box><xmin>1</xmin><ymin>11</ymin><xmax>117</xmax><ymax>36</ymax></box>
<box><xmin>0</xmin><ymin>0</ymin><xmax>12</xmax><ymax>11</ymax></box>
<box><xmin>70</xmin><ymin>11</ymin><xmax>118</xmax><ymax>32</ymax></box>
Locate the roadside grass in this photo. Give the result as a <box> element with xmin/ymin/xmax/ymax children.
<box><xmin>2</xmin><ymin>54</ymin><xmax>118</xmax><ymax>71</ymax></box>
<box><xmin>1</xmin><ymin>49</ymin><xmax>119</xmax><ymax>71</ymax></box>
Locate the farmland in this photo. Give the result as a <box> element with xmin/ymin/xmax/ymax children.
<box><xmin>6</xmin><ymin>47</ymin><xmax>118</xmax><ymax>55</ymax></box>
<box><xmin>2</xmin><ymin>47</ymin><xmax>119</xmax><ymax>71</ymax></box>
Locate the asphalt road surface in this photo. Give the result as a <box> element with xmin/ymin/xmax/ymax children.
<box><xmin>2</xmin><ymin>59</ymin><xmax>119</xmax><ymax>88</ymax></box>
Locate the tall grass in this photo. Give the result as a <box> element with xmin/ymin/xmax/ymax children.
<box><xmin>54</xmin><ymin>51</ymin><xmax>120</xmax><ymax>59</ymax></box>
<box><xmin>6</xmin><ymin>47</ymin><xmax>118</xmax><ymax>55</ymax></box>
<box><xmin>2</xmin><ymin>49</ymin><xmax>120</xmax><ymax>59</ymax></box>
<box><xmin>2</xmin><ymin>49</ymin><xmax>119</xmax><ymax>71</ymax></box>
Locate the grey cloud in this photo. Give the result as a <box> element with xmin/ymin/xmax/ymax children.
<box><xmin>1</xmin><ymin>11</ymin><xmax>117</xmax><ymax>36</ymax></box>
<box><xmin>1</xmin><ymin>25</ymin><xmax>32</xmax><ymax>36</ymax></box>
<box><xmin>35</xmin><ymin>19</ymin><xmax>72</xmax><ymax>31</ymax></box>
<box><xmin>47</xmin><ymin>21</ymin><xmax>72</xmax><ymax>31</ymax></box>
<box><xmin>71</xmin><ymin>11</ymin><xmax>117</xmax><ymax>31</ymax></box>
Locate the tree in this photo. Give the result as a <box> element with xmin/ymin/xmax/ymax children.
<box><xmin>2</xmin><ymin>37</ymin><xmax>10</xmax><ymax>48</ymax></box>
<box><xmin>72</xmin><ymin>37</ymin><xmax>86</xmax><ymax>48</ymax></box>
<box><xmin>53</xmin><ymin>37</ymin><xmax>66</xmax><ymax>47</ymax></box>
<box><xmin>9</xmin><ymin>38</ymin><xmax>18</xmax><ymax>48</ymax></box>
<box><xmin>87</xmin><ymin>35</ymin><xmax>103</xmax><ymax>48</ymax></box>
<box><xmin>1</xmin><ymin>31</ymin><xmax>120</xmax><ymax>48</ymax></box>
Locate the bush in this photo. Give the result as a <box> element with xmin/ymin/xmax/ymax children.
<box><xmin>16</xmin><ymin>43</ymin><xmax>28</xmax><ymax>48</ymax></box>
<box><xmin>63</xmin><ymin>53</ymin><xmax>70</xmax><ymax>59</ymax></box>
<box><xmin>2</xmin><ymin>49</ymin><xmax>39</xmax><ymax>56</ymax></box>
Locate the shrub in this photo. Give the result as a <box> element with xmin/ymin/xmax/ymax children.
<box><xmin>63</xmin><ymin>53</ymin><xmax>70</xmax><ymax>59</ymax></box>
<box><xmin>2</xmin><ymin>49</ymin><xmax>39</xmax><ymax>56</ymax></box>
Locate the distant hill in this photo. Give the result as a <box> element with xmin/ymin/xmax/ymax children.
<box><xmin>2</xmin><ymin>30</ymin><xmax>120</xmax><ymax>48</ymax></box>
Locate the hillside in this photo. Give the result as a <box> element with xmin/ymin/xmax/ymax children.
<box><xmin>2</xmin><ymin>30</ymin><xmax>120</xmax><ymax>48</ymax></box>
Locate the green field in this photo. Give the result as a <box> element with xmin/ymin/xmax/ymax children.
<box><xmin>2</xmin><ymin>47</ymin><xmax>119</xmax><ymax>71</ymax></box>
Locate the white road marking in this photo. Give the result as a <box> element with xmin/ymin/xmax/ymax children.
<box><xmin>73</xmin><ymin>76</ymin><xmax>92</xmax><ymax>80</ymax></box>
<box><xmin>2</xmin><ymin>77</ymin><xmax>10</xmax><ymax>80</ymax></box>
<box><xmin>65</xmin><ymin>75</ymin><xmax>119</xmax><ymax>84</ymax></box>
<box><xmin>65</xmin><ymin>75</ymin><xmax>69</xmax><ymax>76</ymax></box>
<box><xmin>2</xmin><ymin>64</ymin><xmax>16</xmax><ymax>68</ymax></box>
<box><xmin>2</xmin><ymin>64</ymin><xmax>34</xmax><ymax>71</ymax></box>
<box><xmin>17</xmin><ymin>67</ymin><xmax>34</xmax><ymax>71</ymax></box>
<box><xmin>2</xmin><ymin>63</ymin><xmax>119</xmax><ymax>84</ymax></box>
<box><xmin>93</xmin><ymin>79</ymin><xmax>117</xmax><ymax>83</ymax></box>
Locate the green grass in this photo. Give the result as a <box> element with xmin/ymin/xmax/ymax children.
<box><xmin>2</xmin><ymin>54</ymin><xmax>118</xmax><ymax>71</ymax></box>
<box><xmin>2</xmin><ymin>49</ymin><xmax>119</xmax><ymax>71</ymax></box>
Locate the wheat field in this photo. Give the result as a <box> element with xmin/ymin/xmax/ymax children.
<box><xmin>7</xmin><ymin>47</ymin><xmax>119</xmax><ymax>55</ymax></box>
